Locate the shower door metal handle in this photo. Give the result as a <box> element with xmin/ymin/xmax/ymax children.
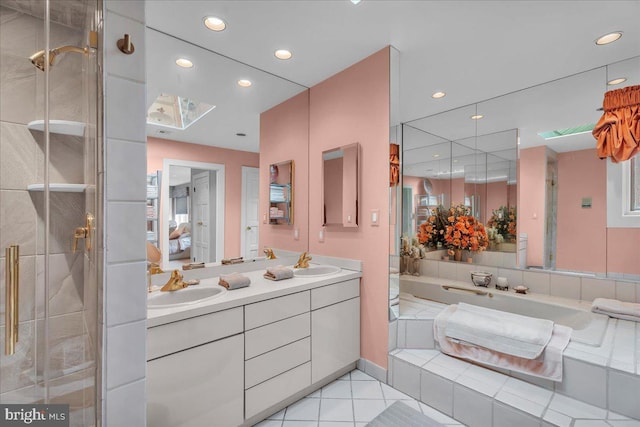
<box><xmin>5</xmin><ymin>245</ymin><xmax>19</xmax><ymax>355</ymax></box>
<box><xmin>72</xmin><ymin>213</ymin><xmax>94</xmax><ymax>253</ymax></box>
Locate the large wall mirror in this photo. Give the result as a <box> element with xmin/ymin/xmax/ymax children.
<box><xmin>400</xmin><ymin>55</ymin><xmax>640</xmax><ymax>277</ymax></box>
<box><xmin>322</xmin><ymin>143</ymin><xmax>360</xmax><ymax>227</ymax></box>
<box><xmin>144</xmin><ymin>25</ymin><xmax>308</xmax><ymax>269</ymax></box>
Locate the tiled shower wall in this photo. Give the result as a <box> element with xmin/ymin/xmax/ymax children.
<box><xmin>0</xmin><ymin>3</ymin><xmax>94</xmax><ymax>425</ymax></box>
<box><xmin>101</xmin><ymin>1</ymin><xmax>148</xmax><ymax>426</ymax></box>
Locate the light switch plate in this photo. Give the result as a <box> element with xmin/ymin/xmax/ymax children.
<box><xmin>371</xmin><ymin>209</ymin><xmax>380</xmax><ymax>226</ymax></box>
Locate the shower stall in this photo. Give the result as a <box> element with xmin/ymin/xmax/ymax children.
<box><xmin>1</xmin><ymin>1</ymin><xmax>102</xmax><ymax>426</ymax></box>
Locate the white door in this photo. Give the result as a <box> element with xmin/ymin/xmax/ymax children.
<box><xmin>192</xmin><ymin>172</ymin><xmax>210</xmax><ymax>263</ymax></box>
<box><xmin>242</xmin><ymin>167</ymin><xmax>260</xmax><ymax>259</ymax></box>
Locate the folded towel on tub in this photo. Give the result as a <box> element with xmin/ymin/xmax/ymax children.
<box><xmin>445</xmin><ymin>302</ymin><xmax>554</xmax><ymax>359</ymax></box>
<box><xmin>435</xmin><ymin>305</ymin><xmax>572</xmax><ymax>381</ymax></box>
<box><xmin>263</xmin><ymin>266</ymin><xmax>294</xmax><ymax>281</ymax></box>
<box><xmin>218</xmin><ymin>273</ymin><xmax>250</xmax><ymax>290</ymax></box>
<box><xmin>592</xmin><ymin>298</ymin><xmax>640</xmax><ymax>322</ymax></box>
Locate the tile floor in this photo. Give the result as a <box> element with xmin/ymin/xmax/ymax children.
<box><xmin>253</xmin><ymin>369</ymin><xmax>464</xmax><ymax>427</ymax></box>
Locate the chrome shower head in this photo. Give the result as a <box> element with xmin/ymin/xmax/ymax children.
<box><xmin>29</xmin><ymin>45</ymin><xmax>88</xmax><ymax>71</ymax></box>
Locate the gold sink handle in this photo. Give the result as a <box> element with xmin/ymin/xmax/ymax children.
<box><xmin>72</xmin><ymin>213</ymin><xmax>94</xmax><ymax>253</ymax></box>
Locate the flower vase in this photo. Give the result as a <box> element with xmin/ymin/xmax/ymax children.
<box><xmin>454</xmin><ymin>249</ymin><xmax>462</xmax><ymax>262</ymax></box>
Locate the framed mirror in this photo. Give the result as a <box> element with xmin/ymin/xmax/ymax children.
<box><xmin>269</xmin><ymin>160</ymin><xmax>294</xmax><ymax>225</ymax></box>
<box><xmin>322</xmin><ymin>143</ymin><xmax>360</xmax><ymax>227</ymax></box>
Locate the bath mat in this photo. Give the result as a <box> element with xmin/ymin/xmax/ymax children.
<box><xmin>367</xmin><ymin>401</ymin><xmax>445</xmax><ymax>427</ymax></box>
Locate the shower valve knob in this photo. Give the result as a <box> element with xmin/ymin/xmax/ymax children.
<box><xmin>117</xmin><ymin>34</ymin><xmax>135</xmax><ymax>55</ymax></box>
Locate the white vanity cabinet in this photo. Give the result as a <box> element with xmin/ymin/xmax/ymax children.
<box><xmin>311</xmin><ymin>279</ymin><xmax>360</xmax><ymax>383</ymax></box>
<box><xmin>147</xmin><ymin>307</ymin><xmax>244</xmax><ymax>427</ymax></box>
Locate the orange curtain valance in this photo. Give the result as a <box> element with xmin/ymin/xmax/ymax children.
<box><xmin>593</xmin><ymin>84</ymin><xmax>640</xmax><ymax>163</ymax></box>
<box><xmin>390</xmin><ymin>143</ymin><xmax>400</xmax><ymax>186</ymax></box>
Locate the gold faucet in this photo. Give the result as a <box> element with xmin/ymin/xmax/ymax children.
<box><xmin>294</xmin><ymin>252</ymin><xmax>312</xmax><ymax>269</ymax></box>
<box><xmin>160</xmin><ymin>270</ymin><xmax>189</xmax><ymax>292</ymax></box>
<box><xmin>264</xmin><ymin>248</ymin><xmax>277</xmax><ymax>260</ymax></box>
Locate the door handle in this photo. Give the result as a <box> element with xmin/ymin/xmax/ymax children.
<box><xmin>72</xmin><ymin>213</ymin><xmax>94</xmax><ymax>253</ymax></box>
<box><xmin>5</xmin><ymin>245</ymin><xmax>19</xmax><ymax>355</ymax></box>
<box><xmin>246</xmin><ymin>226</ymin><xmax>252</xmax><ymax>231</ymax></box>
<box><xmin>197</xmin><ymin>221</ymin><xmax>203</xmax><ymax>225</ymax></box>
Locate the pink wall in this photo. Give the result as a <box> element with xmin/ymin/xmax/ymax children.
<box><xmin>259</xmin><ymin>90</ymin><xmax>310</xmax><ymax>252</ymax></box>
<box><xmin>452</xmin><ymin>178</ymin><xmax>465</xmax><ymax>206</ymax></box>
<box><xmin>508</xmin><ymin>184</ymin><xmax>517</xmax><ymax>207</ymax></box>
<box><xmin>556</xmin><ymin>149</ymin><xmax>607</xmax><ymax>272</ymax></box>
<box><xmin>607</xmin><ymin>228</ymin><xmax>640</xmax><ymax>275</ymax></box>
<box><xmin>147</xmin><ymin>137</ymin><xmax>259</xmax><ymax>259</ymax></box>
<box><xmin>308</xmin><ymin>47</ymin><xmax>390</xmax><ymax>369</ymax></box>
<box><xmin>519</xmin><ymin>146</ymin><xmax>547</xmax><ymax>267</ymax></box>
<box><xmin>486</xmin><ymin>181</ymin><xmax>508</xmax><ymax>222</ymax></box>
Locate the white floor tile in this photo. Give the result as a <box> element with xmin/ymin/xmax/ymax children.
<box><xmin>351</xmin><ymin>381</ymin><xmax>384</xmax><ymax>399</ymax></box>
<box><xmin>320</xmin><ymin>399</ymin><xmax>354</xmax><ymax>422</ymax></box>
<box><xmin>608</xmin><ymin>421</ymin><xmax>640</xmax><ymax>427</ymax></box>
<box><xmin>352</xmin><ymin>399</ymin><xmax>386</xmax><ymax>422</ymax></box>
<box><xmin>254</xmin><ymin>421</ymin><xmax>283</xmax><ymax>427</ymax></box>
<box><xmin>285</xmin><ymin>398</ymin><xmax>321</xmax><ymax>421</ymax></box>
<box><xmin>418</xmin><ymin>402</ymin><xmax>460</xmax><ymax>424</ymax></box>
<box><xmin>268</xmin><ymin>409</ymin><xmax>286</xmax><ymax>420</ymax></box>
<box><xmin>548</xmin><ymin>393</ymin><xmax>608</xmax><ymax>419</ymax></box>
<box><xmin>318</xmin><ymin>422</ymin><xmax>354</xmax><ymax>427</ymax></box>
<box><xmin>380</xmin><ymin>382</ymin><xmax>412</xmax><ymax>401</ymax></box>
<box><xmin>282</xmin><ymin>422</ymin><xmax>319</xmax><ymax>427</ymax></box>
<box><xmin>350</xmin><ymin>370</ymin><xmax>376</xmax><ymax>381</ymax></box>
<box><xmin>386</xmin><ymin>399</ymin><xmax>421</xmax><ymax>412</ymax></box>
<box><xmin>307</xmin><ymin>389</ymin><xmax>322</xmax><ymax>398</ymax></box>
<box><xmin>337</xmin><ymin>373</ymin><xmax>350</xmax><ymax>381</ymax></box>
<box><xmin>572</xmin><ymin>421</ymin><xmax>611</xmax><ymax>427</ymax></box>
<box><xmin>322</xmin><ymin>381</ymin><xmax>352</xmax><ymax>399</ymax></box>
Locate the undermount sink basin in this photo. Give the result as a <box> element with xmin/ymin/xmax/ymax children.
<box><xmin>148</xmin><ymin>286</ymin><xmax>226</xmax><ymax>308</ymax></box>
<box><xmin>293</xmin><ymin>265</ymin><xmax>341</xmax><ymax>277</ymax></box>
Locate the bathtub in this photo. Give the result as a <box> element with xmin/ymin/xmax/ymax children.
<box><xmin>400</xmin><ymin>275</ymin><xmax>609</xmax><ymax>347</ymax></box>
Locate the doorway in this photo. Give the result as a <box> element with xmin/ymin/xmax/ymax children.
<box><xmin>241</xmin><ymin>167</ymin><xmax>260</xmax><ymax>259</ymax></box>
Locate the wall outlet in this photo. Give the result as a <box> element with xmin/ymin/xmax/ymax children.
<box><xmin>294</xmin><ymin>228</ymin><xmax>299</xmax><ymax>240</ymax></box>
<box><xmin>263</xmin><ymin>213</ymin><xmax>267</xmax><ymax>224</ymax></box>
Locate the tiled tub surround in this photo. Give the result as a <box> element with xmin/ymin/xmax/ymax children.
<box><xmin>147</xmin><ymin>257</ymin><xmax>363</xmax><ymax>427</ymax></box>
<box><xmin>389</xmin><ymin>283</ymin><xmax>640</xmax><ymax>422</ymax></box>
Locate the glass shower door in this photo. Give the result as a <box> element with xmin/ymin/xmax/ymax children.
<box><xmin>0</xmin><ymin>1</ymin><xmax>100</xmax><ymax>426</ymax></box>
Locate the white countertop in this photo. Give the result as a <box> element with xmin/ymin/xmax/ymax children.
<box><xmin>147</xmin><ymin>265</ymin><xmax>362</xmax><ymax>328</ymax></box>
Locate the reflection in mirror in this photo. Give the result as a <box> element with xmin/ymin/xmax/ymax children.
<box><xmin>269</xmin><ymin>160</ymin><xmax>294</xmax><ymax>225</ymax></box>
<box><xmin>322</xmin><ymin>143</ymin><xmax>360</xmax><ymax>227</ymax></box>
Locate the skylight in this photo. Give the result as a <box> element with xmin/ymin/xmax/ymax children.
<box><xmin>538</xmin><ymin>123</ymin><xmax>595</xmax><ymax>140</ymax></box>
<box><xmin>147</xmin><ymin>93</ymin><xmax>215</xmax><ymax>130</ymax></box>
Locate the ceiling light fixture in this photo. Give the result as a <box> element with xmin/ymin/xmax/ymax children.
<box><xmin>274</xmin><ymin>49</ymin><xmax>292</xmax><ymax>60</ymax></box>
<box><xmin>431</xmin><ymin>91</ymin><xmax>446</xmax><ymax>99</ymax></box>
<box><xmin>237</xmin><ymin>79</ymin><xmax>252</xmax><ymax>87</ymax></box>
<box><xmin>595</xmin><ymin>31</ymin><xmax>622</xmax><ymax>45</ymax></box>
<box><xmin>607</xmin><ymin>77</ymin><xmax>627</xmax><ymax>85</ymax></box>
<box><xmin>433</xmin><ymin>154</ymin><xmax>440</xmax><ymax>158</ymax></box>
<box><xmin>175</xmin><ymin>58</ymin><xmax>193</xmax><ymax>68</ymax></box>
<box><xmin>204</xmin><ymin>16</ymin><xmax>226</xmax><ymax>32</ymax></box>
<box><xmin>351</xmin><ymin>0</ymin><xmax>362</xmax><ymax>4</ymax></box>
<box><xmin>471</xmin><ymin>114</ymin><xmax>483</xmax><ymax>120</ymax></box>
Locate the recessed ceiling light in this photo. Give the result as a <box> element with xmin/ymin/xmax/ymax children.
<box><xmin>433</xmin><ymin>154</ymin><xmax>440</xmax><ymax>158</ymax></box>
<box><xmin>274</xmin><ymin>49</ymin><xmax>292</xmax><ymax>60</ymax></box>
<box><xmin>351</xmin><ymin>0</ymin><xmax>362</xmax><ymax>4</ymax></box>
<box><xmin>204</xmin><ymin>16</ymin><xmax>226</xmax><ymax>32</ymax></box>
<box><xmin>453</xmin><ymin>159</ymin><xmax>458</xmax><ymax>163</ymax></box>
<box><xmin>237</xmin><ymin>79</ymin><xmax>252</xmax><ymax>87</ymax></box>
<box><xmin>595</xmin><ymin>31</ymin><xmax>622</xmax><ymax>45</ymax></box>
<box><xmin>608</xmin><ymin>77</ymin><xmax>627</xmax><ymax>85</ymax></box>
<box><xmin>471</xmin><ymin>115</ymin><xmax>483</xmax><ymax>120</ymax></box>
<box><xmin>175</xmin><ymin>58</ymin><xmax>193</xmax><ymax>68</ymax></box>
<box><xmin>432</xmin><ymin>91</ymin><xmax>446</xmax><ymax>99</ymax></box>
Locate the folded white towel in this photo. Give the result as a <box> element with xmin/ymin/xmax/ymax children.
<box><xmin>445</xmin><ymin>302</ymin><xmax>554</xmax><ymax>359</ymax></box>
<box><xmin>435</xmin><ymin>305</ymin><xmax>572</xmax><ymax>381</ymax></box>
<box><xmin>219</xmin><ymin>273</ymin><xmax>251</xmax><ymax>290</ymax></box>
<box><xmin>592</xmin><ymin>298</ymin><xmax>640</xmax><ymax>322</ymax></box>
<box><xmin>263</xmin><ymin>266</ymin><xmax>294</xmax><ymax>281</ymax></box>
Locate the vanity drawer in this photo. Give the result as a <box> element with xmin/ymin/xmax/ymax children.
<box><xmin>245</xmin><ymin>362</ymin><xmax>311</xmax><ymax>419</ymax></box>
<box><xmin>245</xmin><ymin>312</ymin><xmax>310</xmax><ymax>359</ymax></box>
<box><xmin>311</xmin><ymin>278</ymin><xmax>360</xmax><ymax>310</ymax></box>
<box><xmin>147</xmin><ymin>307</ymin><xmax>243</xmax><ymax>360</ymax></box>
<box><xmin>245</xmin><ymin>337</ymin><xmax>310</xmax><ymax>389</ymax></box>
<box><xmin>245</xmin><ymin>290</ymin><xmax>310</xmax><ymax>330</ymax></box>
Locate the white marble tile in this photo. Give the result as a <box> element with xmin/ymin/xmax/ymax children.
<box><xmin>456</xmin><ymin>365</ymin><xmax>508</xmax><ymax>397</ymax></box>
<box><xmin>105</xmin><ymin>379</ymin><xmax>146</xmax><ymax>427</ymax></box>
<box><xmin>550</xmin><ymin>274</ymin><xmax>581</xmax><ymax>300</ymax></box>
<box><xmin>105</xmin><ymin>11</ymin><xmax>145</xmax><ymax>81</ymax></box>
<box><xmin>285</xmin><ymin>398</ymin><xmax>320</xmax><ymax>421</ymax></box>
<box><xmin>542</xmin><ymin>408</ymin><xmax>572</xmax><ymax>427</ymax></box>
<box><xmin>555</xmin><ymin>358</ymin><xmax>607</xmax><ymax>408</ymax></box>
<box><xmin>106</xmin><ymin>201</ymin><xmax>147</xmax><ymax>263</ymax></box>
<box><xmin>282</xmin><ymin>421</ymin><xmax>318</xmax><ymax>427</ymax></box>
<box><xmin>105</xmin><ymin>320</ymin><xmax>146</xmax><ymax>389</ymax></box>
<box><xmin>254</xmin><ymin>421</ymin><xmax>283</xmax><ymax>427</ymax></box>
<box><xmin>438</xmin><ymin>261</ymin><xmax>457</xmax><ymax>280</ymax></box>
<box><xmin>105</xmin><ymin>262</ymin><xmax>147</xmax><ymax>327</ymax></box>
<box><xmin>322</xmin><ymin>380</ymin><xmax>351</xmax><ymax>399</ymax></box>
<box><xmin>455</xmin><ymin>262</ymin><xmax>476</xmax><ymax>284</ymax></box>
<box><xmin>105</xmin><ymin>139</ymin><xmax>147</xmax><ymax>201</ymax></box>
<box><xmin>105</xmin><ymin>75</ymin><xmax>147</xmax><ymax>143</ymax></box>
<box><xmin>0</xmin><ymin>122</ymin><xmax>38</xmax><ymax>189</ymax></box>
<box><xmin>391</xmin><ymin>358</ymin><xmax>421</xmax><ymax>399</ymax></box>
<box><xmin>616</xmin><ymin>281</ymin><xmax>637</xmax><ymax>303</ymax></box>
<box><xmin>405</xmin><ymin>320</ymin><xmax>434</xmax><ymax>349</ymax></box>
<box><xmin>380</xmin><ymin>382</ymin><xmax>412</xmax><ymax>401</ymax></box>
<box><xmin>351</xmin><ymin>381</ymin><xmax>383</xmax><ymax>399</ymax></box>
<box><xmin>0</xmin><ymin>255</ymin><xmax>37</xmax><ymax>325</ymax></box>
<box><xmin>495</xmin><ymin>390</ymin><xmax>546</xmax><ymax>418</ymax></box>
<box><xmin>386</xmin><ymin>399</ymin><xmax>421</xmax><ymax>412</ymax></box>
<box><xmin>607</xmin><ymin>421</ymin><xmax>640</xmax><ymax>427</ymax></box>
<box><xmin>420</xmin><ymin>259</ymin><xmax>439</xmax><ymax>277</ymax></box>
<box><xmin>350</xmin><ymin>370</ymin><xmax>376</xmax><ymax>381</ymax></box>
<box><xmin>501</xmin><ymin>377</ymin><xmax>553</xmax><ymax>407</ymax></box>
<box><xmin>0</xmin><ymin>53</ymin><xmax>37</xmax><ymax>125</ymax></box>
<box><xmin>523</xmin><ymin>270</ymin><xmax>550</xmax><ymax>294</ymax></box>
<box><xmin>352</xmin><ymin>399</ymin><xmax>386</xmax><ymax>422</ymax></box>
<box><xmin>420</xmin><ymin>370</ymin><xmax>454</xmax><ymax>416</ymax></box>
<box><xmin>493</xmin><ymin>402</ymin><xmax>540</xmax><ymax>427</ymax></box>
<box><xmin>319</xmin><ymin>399</ymin><xmax>354</xmax><ymax>422</ymax></box>
<box><xmin>0</xmin><ymin>190</ymin><xmax>39</xmax><ymax>256</ymax></box>
<box><xmin>418</xmin><ymin>402</ymin><xmax>460</xmax><ymax>424</ymax></box>
<box><xmin>106</xmin><ymin>0</ymin><xmax>145</xmax><ymax>23</ymax></box>
<box><xmin>608</xmin><ymin>370</ymin><xmax>640</xmax><ymax>419</ymax></box>
<box><xmin>267</xmin><ymin>409</ymin><xmax>286</xmax><ymax>420</ymax></box>
<box><xmin>548</xmin><ymin>393</ymin><xmax>607</xmax><ymax>419</ymax></box>
<box><xmin>581</xmin><ymin>277</ymin><xmax>616</xmax><ymax>302</ymax></box>
<box><xmin>318</xmin><ymin>422</ymin><xmax>354</xmax><ymax>427</ymax></box>
<box><xmin>453</xmin><ymin>384</ymin><xmax>492</xmax><ymax>427</ymax></box>
<box><xmin>388</xmin><ymin>320</ymin><xmax>397</xmax><ymax>351</ymax></box>
<box><xmin>572</xmin><ymin>421</ymin><xmax>611</xmax><ymax>427</ymax></box>
<box><xmin>397</xmin><ymin>319</ymin><xmax>406</xmax><ymax>347</ymax></box>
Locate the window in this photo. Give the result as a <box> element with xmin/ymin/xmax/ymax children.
<box><xmin>632</xmin><ymin>157</ymin><xmax>640</xmax><ymax>212</ymax></box>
